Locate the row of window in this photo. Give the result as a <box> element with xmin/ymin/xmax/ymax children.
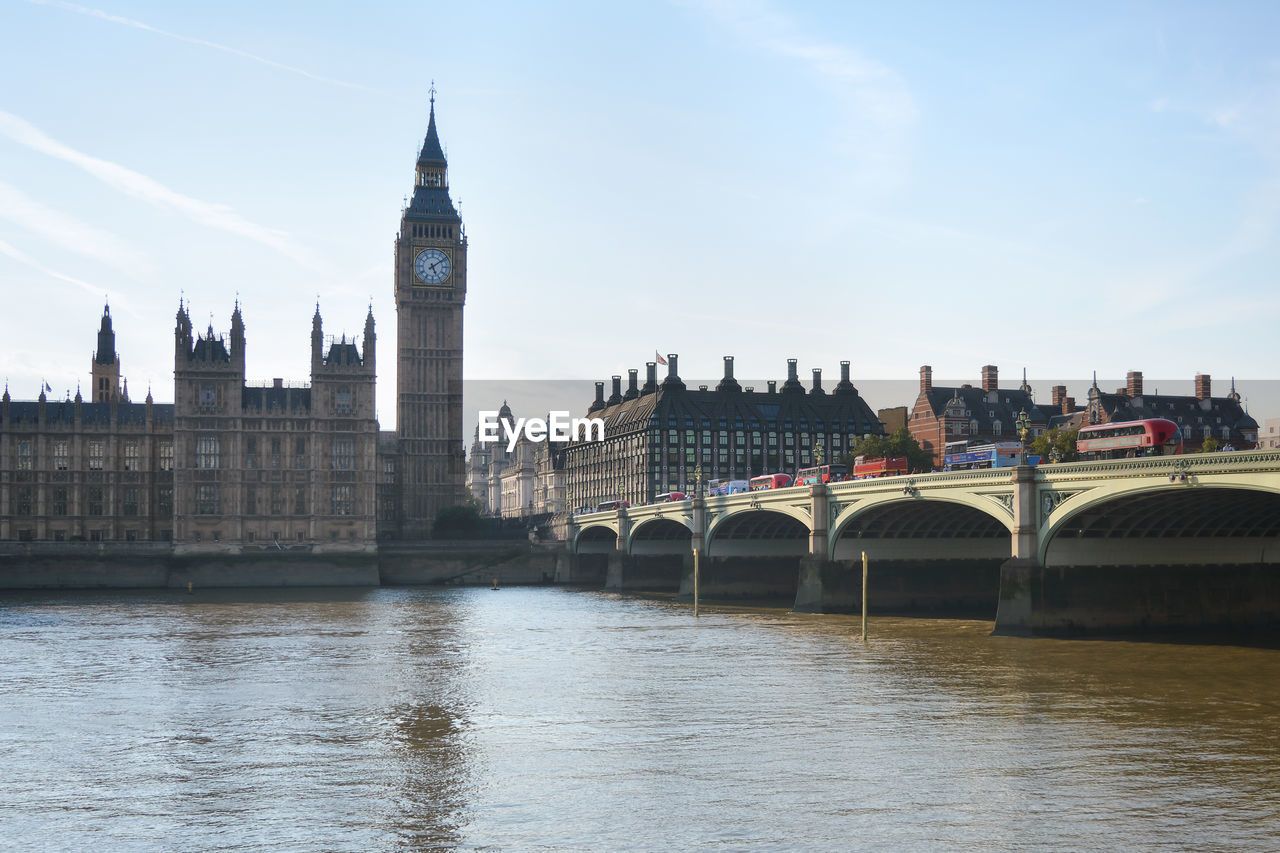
<box><xmin>192</xmin><ymin>484</ymin><xmax>357</xmax><ymax>516</ymax></box>
<box><xmin>194</xmin><ymin>437</ymin><xmax>358</xmax><ymax>470</ymax></box>
<box><xmin>8</xmin><ymin>486</ymin><xmax>172</xmax><ymax>517</ymax></box>
<box><xmin>8</xmin><ymin>440</ymin><xmax>174</xmax><ymax>472</ymax></box>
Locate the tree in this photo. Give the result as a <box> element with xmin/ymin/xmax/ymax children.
<box><xmin>433</xmin><ymin>503</ymin><xmax>484</xmax><ymax>539</ymax></box>
<box><xmin>842</xmin><ymin>427</ymin><xmax>934</xmax><ymax>473</ymax></box>
<box><xmin>1030</xmin><ymin>427</ymin><xmax>1079</xmax><ymax>463</ymax></box>
<box><xmin>1199</xmin><ymin>436</ymin><xmax>1221</xmax><ymax>453</ymax></box>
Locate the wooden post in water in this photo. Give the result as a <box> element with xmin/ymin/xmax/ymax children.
<box><xmin>693</xmin><ymin>547</ymin><xmax>700</xmax><ymax>617</ymax></box>
<box><xmin>861</xmin><ymin>551</ymin><xmax>869</xmax><ymax>642</ymax></box>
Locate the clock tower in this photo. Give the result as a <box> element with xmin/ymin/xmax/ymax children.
<box><xmin>394</xmin><ymin>92</ymin><xmax>467</xmax><ymax>537</ymax></box>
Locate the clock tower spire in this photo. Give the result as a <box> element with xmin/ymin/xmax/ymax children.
<box><xmin>394</xmin><ymin>88</ymin><xmax>467</xmax><ymax>537</ymax></box>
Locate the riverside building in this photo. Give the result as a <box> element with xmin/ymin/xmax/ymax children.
<box><xmin>563</xmin><ymin>356</ymin><xmax>884</xmax><ymax>511</ymax></box>
<box><xmin>0</xmin><ymin>101</ymin><xmax>470</xmax><ymax>546</ymax></box>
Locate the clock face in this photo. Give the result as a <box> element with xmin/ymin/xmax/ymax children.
<box><xmin>414</xmin><ymin>248</ymin><xmax>451</xmax><ymax>285</ymax></box>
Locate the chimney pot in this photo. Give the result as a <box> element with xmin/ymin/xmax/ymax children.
<box><xmin>920</xmin><ymin>365</ymin><xmax>933</xmax><ymax>393</ymax></box>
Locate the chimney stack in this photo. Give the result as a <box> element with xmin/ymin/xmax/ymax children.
<box><xmin>981</xmin><ymin>365</ymin><xmax>999</xmax><ymax>393</ymax></box>
<box><xmin>920</xmin><ymin>365</ymin><xmax>933</xmax><ymax>393</ymax></box>
<box><xmin>608</xmin><ymin>375</ymin><xmax>622</xmax><ymax>405</ymax></box>
<box><xmin>716</xmin><ymin>356</ymin><xmax>741</xmax><ymax>392</ymax></box>
<box><xmin>1063</xmin><ymin>396</ymin><xmax>1075</xmax><ymax>415</ymax></box>
<box><xmin>589</xmin><ymin>381</ymin><xmax>605</xmax><ymax>412</ymax></box>
<box><xmin>1051</xmin><ymin>385</ymin><xmax>1066</xmax><ymax>408</ymax></box>
<box><xmin>1195</xmin><ymin>373</ymin><xmax>1211</xmax><ymax>400</ymax></box>
<box><xmin>810</xmin><ymin>368</ymin><xmax>823</xmax><ymax>395</ymax></box>
<box><xmin>625</xmin><ymin>369</ymin><xmax>639</xmax><ymax>399</ymax></box>
<box><xmin>767</xmin><ymin>380</ymin><xmax>777</xmax><ymax>394</ymax></box>
<box><xmin>642</xmin><ymin>362</ymin><xmax>657</xmax><ymax>395</ymax></box>
<box><xmin>1126</xmin><ymin>371</ymin><xmax>1143</xmax><ymax>398</ymax></box>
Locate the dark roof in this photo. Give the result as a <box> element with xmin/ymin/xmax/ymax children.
<box><xmin>578</xmin><ymin>380</ymin><xmax>883</xmax><ymax>441</ymax></box>
<box><xmin>190</xmin><ymin>332</ymin><xmax>230</xmax><ymax>363</ymax></box>
<box><xmin>324</xmin><ymin>341</ymin><xmax>363</xmax><ymax>367</ymax></box>
<box><xmin>4</xmin><ymin>399</ymin><xmax>173</xmax><ymax>426</ymax></box>
<box><xmin>95</xmin><ymin>306</ymin><xmax>116</xmax><ymax>365</ymax></box>
<box><xmin>1095</xmin><ymin>390</ymin><xmax>1256</xmax><ymax>437</ymax></box>
<box><xmin>920</xmin><ymin>385</ymin><xmax>1050</xmax><ymax>430</ymax></box>
<box><xmin>417</xmin><ymin>105</ymin><xmax>446</xmax><ymax>166</ymax></box>
<box><xmin>242</xmin><ymin>386</ymin><xmax>311</xmax><ymax>413</ymax></box>
<box><xmin>405</xmin><ymin>186</ymin><xmax>458</xmax><ymax>222</ymax></box>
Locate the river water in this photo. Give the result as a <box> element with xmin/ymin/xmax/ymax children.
<box><xmin>2</xmin><ymin>586</ymin><xmax>1278</xmax><ymax>851</ymax></box>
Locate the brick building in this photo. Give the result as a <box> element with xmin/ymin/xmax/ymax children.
<box><xmin>908</xmin><ymin>365</ymin><xmax>1052</xmax><ymax>466</ymax></box>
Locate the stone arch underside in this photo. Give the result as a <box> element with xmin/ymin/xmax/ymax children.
<box><xmin>574</xmin><ymin>524</ymin><xmax>617</xmax><ymax>554</ymax></box>
<box><xmin>832</xmin><ymin>498</ymin><xmax>1011</xmax><ymax>562</ymax></box>
<box><xmin>1043</xmin><ymin>487</ymin><xmax>1280</xmax><ymax>567</ymax></box>
<box><xmin>706</xmin><ymin>509</ymin><xmax>810</xmax><ymax>558</ymax></box>
<box><xmin>628</xmin><ymin>517</ymin><xmax>692</xmax><ymax>555</ymax></box>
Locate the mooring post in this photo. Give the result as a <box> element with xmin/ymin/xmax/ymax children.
<box><xmin>693</xmin><ymin>547</ymin><xmax>700</xmax><ymax>617</ymax></box>
<box><xmin>861</xmin><ymin>550</ymin><xmax>868</xmax><ymax>642</ymax></box>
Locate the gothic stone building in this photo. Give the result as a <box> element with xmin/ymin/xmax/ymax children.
<box><xmin>0</xmin><ymin>300</ymin><xmax>381</xmax><ymax>551</ymax></box>
<box><xmin>0</xmin><ymin>102</ymin><xmax>471</xmax><ymax>548</ymax></box>
<box><xmin>171</xmin><ymin>300</ymin><xmax>378</xmax><ymax>551</ymax></box>
<box><xmin>0</xmin><ymin>307</ymin><xmax>174</xmax><ymax>543</ymax></box>
<box><xmin>563</xmin><ymin>356</ymin><xmax>884</xmax><ymax>511</ymax></box>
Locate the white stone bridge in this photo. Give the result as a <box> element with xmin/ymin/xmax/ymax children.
<box><xmin>567</xmin><ymin>451</ymin><xmax>1280</xmax><ymax>635</ymax></box>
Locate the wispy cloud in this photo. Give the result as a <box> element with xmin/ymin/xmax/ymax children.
<box><xmin>687</xmin><ymin>0</ymin><xmax>917</xmax><ymax>187</ymax></box>
<box><xmin>23</xmin><ymin>0</ymin><xmax>375</xmax><ymax>92</ymax></box>
<box><xmin>0</xmin><ymin>180</ymin><xmax>154</xmax><ymax>279</ymax></box>
<box><xmin>0</xmin><ymin>237</ymin><xmax>116</xmax><ymax>301</ymax></box>
<box><xmin>0</xmin><ymin>110</ymin><xmax>322</xmax><ymax>271</ymax></box>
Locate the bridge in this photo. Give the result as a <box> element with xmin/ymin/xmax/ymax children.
<box><xmin>566</xmin><ymin>451</ymin><xmax>1280</xmax><ymax>635</ymax></box>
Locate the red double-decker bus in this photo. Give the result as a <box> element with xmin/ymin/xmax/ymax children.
<box><xmin>749</xmin><ymin>473</ymin><xmax>793</xmax><ymax>492</ymax></box>
<box><xmin>1076</xmin><ymin>418</ymin><xmax>1182</xmax><ymax>460</ymax></box>
<box><xmin>852</xmin><ymin>455</ymin><xmax>909</xmax><ymax>479</ymax></box>
<box><xmin>794</xmin><ymin>464</ymin><xmax>847</xmax><ymax>486</ymax></box>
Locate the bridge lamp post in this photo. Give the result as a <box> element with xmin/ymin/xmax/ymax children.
<box><xmin>694</xmin><ymin>462</ymin><xmax>703</xmax><ymax>497</ymax></box>
<box><xmin>814</xmin><ymin>440</ymin><xmax>824</xmax><ymax>482</ymax></box>
<box><xmin>1016</xmin><ymin>409</ymin><xmax>1031</xmax><ymax>465</ymax></box>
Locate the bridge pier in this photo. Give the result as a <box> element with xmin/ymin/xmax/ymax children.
<box><xmin>794</xmin><ymin>557</ymin><xmax>858</xmax><ymax>612</ymax></box>
<box><xmin>994</xmin><ymin>464</ymin><xmax>1044</xmax><ymax>635</ymax></box>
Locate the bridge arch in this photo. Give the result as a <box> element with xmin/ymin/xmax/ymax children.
<box><xmin>705</xmin><ymin>507</ymin><xmax>811</xmax><ymax>558</ymax></box>
<box><xmin>1039</xmin><ymin>481</ymin><xmax>1280</xmax><ymax>566</ymax></box>
<box><xmin>830</xmin><ymin>493</ymin><xmax>1013</xmax><ymax>561</ymax></box>
<box><xmin>573</xmin><ymin>522</ymin><xmax>618</xmax><ymax>553</ymax></box>
<box><xmin>628</xmin><ymin>516</ymin><xmax>693</xmax><ymax>555</ymax></box>
<box><xmin>830</xmin><ymin>494</ymin><xmax>1012</xmax><ymax>562</ymax></box>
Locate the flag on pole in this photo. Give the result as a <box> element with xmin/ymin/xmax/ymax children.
<box><xmin>654</xmin><ymin>350</ymin><xmax>667</xmax><ymax>366</ymax></box>
<box><xmin>45</xmin><ymin>382</ymin><xmax>52</xmax><ymax>393</ymax></box>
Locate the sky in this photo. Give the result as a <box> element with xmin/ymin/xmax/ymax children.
<box><xmin>2</xmin><ymin>0</ymin><xmax>1279</xmax><ymax>428</ymax></box>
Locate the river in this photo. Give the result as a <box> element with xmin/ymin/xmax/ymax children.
<box><xmin>2</xmin><ymin>586</ymin><xmax>1278</xmax><ymax>851</ymax></box>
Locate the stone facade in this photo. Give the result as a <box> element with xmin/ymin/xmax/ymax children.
<box><xmin>392</xmin><ymin>98</ymin><xmax>467</xmax><ymax>537</ymax></box>
<box><xmin>0</xmin><ymin>104</ymin><xmax>472</xmax><ymax>549</ymax></box>
<box><xmin>466</xmin><ymin>402</ymin><xmax>566</xmax><ymax>519</ymax></box>
<box><xmin>171</xmin><ymin>300</ymin><xmax>378</xmax><ymax>552</ymax></box>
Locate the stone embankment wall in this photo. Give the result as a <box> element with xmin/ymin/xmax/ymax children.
<box><xmin>0</xmin><ymin>541</ymin><xmax>566</xmax><ymax>590</ymax></box>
